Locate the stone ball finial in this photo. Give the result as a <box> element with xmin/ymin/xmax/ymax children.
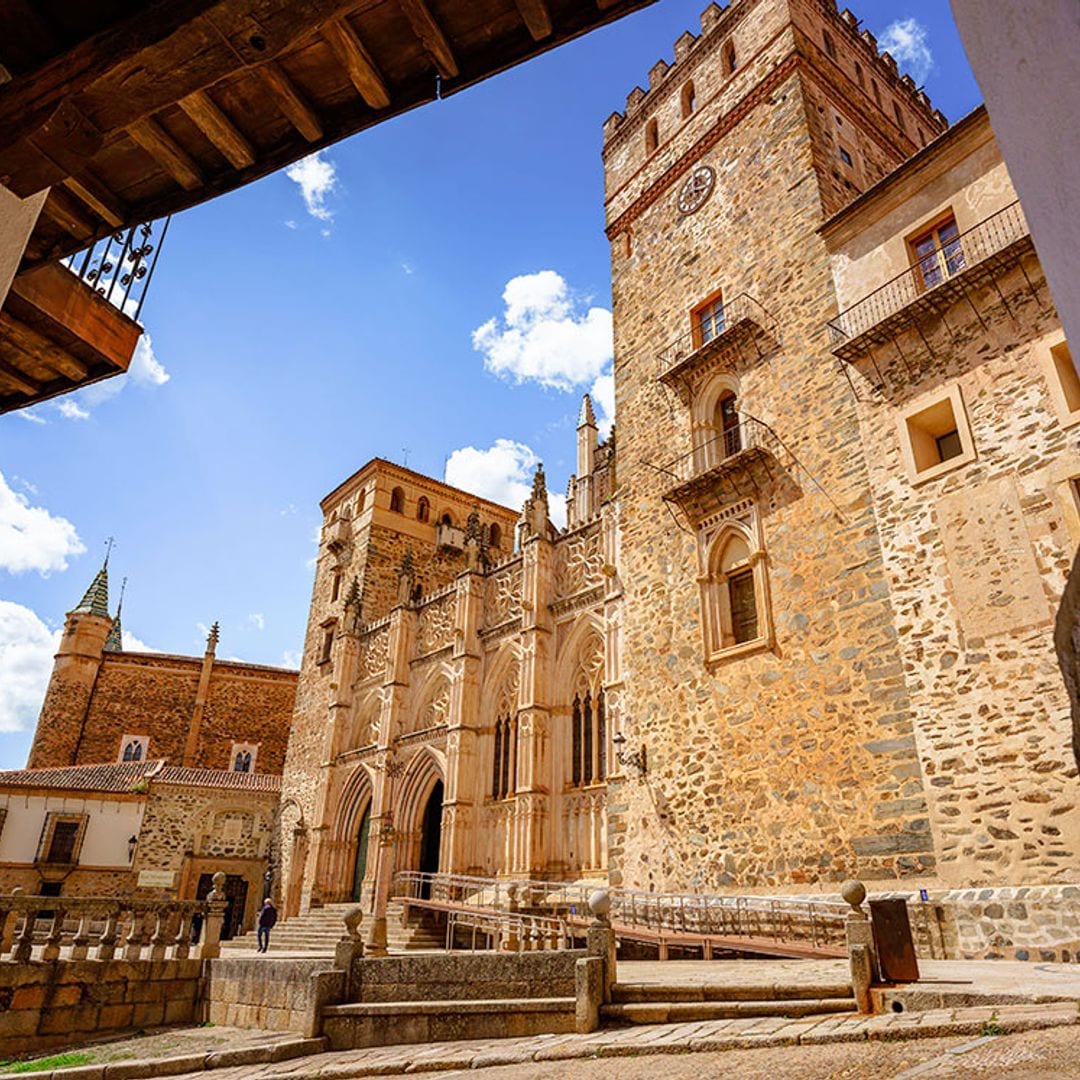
<box><xmin>841</xmin><ymin>879</ymin><xmax>867</xmax><ymax>911</ymax></box>
<box><xmin>588</xmin><ymin>889</ymin><xmax>612</xmax><ymax>921</ymax></box>
<box><xmin>343</xmin><ymin>906</ymin><xmax>364</xmax><ymax>940</ymax></box>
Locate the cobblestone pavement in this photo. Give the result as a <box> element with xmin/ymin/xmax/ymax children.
<box><xmin>151</xmin><ymin>1001</ymin><xmax>1079</xmax><ymax>1080</ymax></box>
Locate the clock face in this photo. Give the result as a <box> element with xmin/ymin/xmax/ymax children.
<box><xmin>678</xmin><ymin>165</ymin><xmax>716</xmax><ymax>215</ymax></box>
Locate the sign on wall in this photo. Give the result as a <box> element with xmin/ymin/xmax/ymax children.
<box><xmin>137</xmin><ymin>869</ymin><xmax>176</xmax><ymax>888</ymax></box>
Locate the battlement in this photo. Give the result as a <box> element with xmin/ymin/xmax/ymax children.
<box><xmin>602</xmin><ymin>0</ymin><xmax>946</xmax><ymax>150</ymax></box>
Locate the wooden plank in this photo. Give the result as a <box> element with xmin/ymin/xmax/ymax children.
<box><xmin>258</xmin><ymin>61</ymin><xmax>324</xmax><ymax>142</ymax></box>
<box><xmin>513</xmin><ymin>0</ymin><xmax>553</xmax><ymax>41</ymax></box>
<box><xmin>41</xmin><ymin>187</ymin><xmax>97</xmax><ymax>239</ymax></box>
<box><xmin>178</xmin><ymin>89</ymin><xmax>256</xmax><ymax>168</ymax></box>
<box><xmin>397</xmin><ymin>0</ymin><xmax>459</xmax><ymax>79</ymax></box>
<box><xmin>61</xmin><ymin>175</ymin><xmax>127</xmax><ymax>228</ymax></box>
<box><xmin>323</xmin><ymin>18</ymin><xmax>392</xmax><ymax>110</ymax></box>
<box><xmin>0</xmin><ymin>352</ymin><xmax>43</xmax><ymax>397</ymax></box>
<box><xmin>127</xmin><ymin>116</ymin><xmax>205</xmax><ymax>191</ymax></box>
<box><xmin>0</xmin><ymin>314</ymin><xmax>90</xmax><ymax>381</ymax></box>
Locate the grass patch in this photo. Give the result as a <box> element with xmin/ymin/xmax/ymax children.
<box><xmin>1</xmin><ymin>1052</ymin><xmax>93</xmax><ymax>1073</ymax></box>
<box><xmin>980</xmin><ymin>1015</ymin><xmax>1007</xmax><ymax>1037</ymax></box>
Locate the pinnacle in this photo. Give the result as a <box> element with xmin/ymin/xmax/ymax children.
<box><xmin>72</xmin><ymin>563</ymin><xmax>110</xmax><ymax>619</ymax></box>
<box><xmin>578</xmin><ymin>394</ymin><xmax>597</xmax><ymax>428</ymax></box>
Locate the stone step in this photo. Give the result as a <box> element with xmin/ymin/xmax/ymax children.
<box><xmin>612</xmin><ymin>981</ymin><xmax>854</xmax><ymax>1004</ymax></box>
<box><xmin>600</xmin><ymin>998</ymin><xmax>858</xmax><ymax>1024</ymax></box>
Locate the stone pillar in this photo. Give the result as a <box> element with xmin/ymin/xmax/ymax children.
<box><xmin>585</xmin><ymin>889</ymin><xmax>617</xmax><ymax>1005</ymax></box>
<box><xmin>201</xmin><ymin>872</ymin><xmax>228</xmax><ymax>960</ymax></box>
<box><xmin>842</xmin><ymin>880</ymin><xmax>876</xmax><ymax>1014</ymax></box>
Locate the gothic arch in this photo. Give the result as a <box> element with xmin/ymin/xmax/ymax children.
<box><xmin>700</xmin><ymin>519</ymin><xmax>772</xmax><ymax>660</ymax></box>
<box><xmin>554</xmin><ymin>614</ymin><xmax>605</xmax><ymax>693</ymax></box>
<box><xmin>330</xmin><ymin>761</ymin><xmax>376</xmax><ymax>844</ymax></box>
<box><xmin>486</xmin><ymin>646</ymin><xmax>521</xmax><ymax>801</ymax></box>
<box><xmin>345</xmin><ymin>690</ymin><xmax>382</xmax><ymax>752</ymax></box>
<box><xmin>408</xmin><ymin>664</ymin><xmax>454</xmax><ymax>735</ymax></box>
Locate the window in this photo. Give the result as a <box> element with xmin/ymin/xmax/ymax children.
<box><xmin>693</xmin><ymin>291</ymin><xmax>725</xmax><ymax>346</ymax></box>
<box><xmin>701</xmin><ymin>524</ymin><xmax>771</xmax><ymax>661</ymax></box>
<box><xmin>440</xmin><ymin>511</ymin><xmax>454</xmax><ymax>527</ymax></box>
<box><xmin>1038</xmin><ymin>333</ymin><xmax>1080</xmax><ymax>427</ymax></box>
<box><xmin>320</xmin><ymin>625</ymin><xmax>335</xmax><ymax>665</ymax></box>
<box><xmin>39</xmin><ymin>815</ymin><xmax>86</xmax><ymax>865</ymax></box>
<box><xmin>714</xmin><ymin>392</ymin><xmax>742</xmax><ymax>461</ymax></box>
<box><xmin>681</xmin><ymin>80</ymin><xmax>696</xmax><ymax>118</ymax></box>
<box><xmin>491</xmin><ymin>713</ymin><xmax>517</xmax><ymax>800</ymax></box>
<box><xmin>389</xmin><ymin>487</ymin><xmax>405</xmax><ymax>514</ymax></box>
<box><xmin>871</xmin><ymin>80</ymin><xmax>881</xmax><ymax>106</ymax></box>
<box><xmin>823</xmin><ymin>31</ymin><xmax>836</xmax><ymax>59</ymax></box>
<box><xmin>722</xmin><ymin>39</ymin><xmax>737</xmax><ymax>75</ymax></box>
<box><xmin>119</xmin><ymin>735</ymin><xmax>148</xmax><ymax>763</ymax></box>
<box><xmin>488</xmin><ymin>523</ymin><xmax>502</xmax><ymax>549</ymax></box>
<box><xmin>899</xmin><ymin>385</ymin><xmax>976</xmax><ymax>483</ymax></box>
<box><xmin>570</xmin><ymin>687</ymin><xmax>606</xmax><ymax>788</ymax></box>
<box><xmin>855</xmin><ymin>62</ymin><xmax>864</xmax><ymax>88</ymax></box>
<box><xmin>839</xmin><ymin>146</ymin><xmax>853</xmax><ymax>167</ymax></box>
<box><xmin>417</xmin><ymin>496</ymin><xmax>430</xmax><ymax>522</ymax></box>
<box><xmin>909</xmin><ymin>213</ymin><xmax>965</xmax><ymax>290</ymax></box>
<box><xmin>356</xmin><ymin>488</ymin><xmax>367</xmax><ymax>513</ymax></box>
<box><xmin>645</xmin><ymin>117</ymin><xmax>659</xmax><ymax>155</ymax></box>
<box><xmin>893</xmin><ymin>101</ymin><xmax>906</xmax><ymax>131</ymax></box>
<box><xmin>231</xmin><ymin>743</ymin><xmax>258</xmax><ymax>773</ymax></box>
<box><xmin>331</xmin><ymin>570</ymin><xmax>342</xmax><ymax>602</ymax></box>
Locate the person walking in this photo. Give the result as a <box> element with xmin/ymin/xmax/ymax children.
<box><xmin>257</xmin><ymin>898</ymin><xmax>277</xmax><ymax>953</ymax></box>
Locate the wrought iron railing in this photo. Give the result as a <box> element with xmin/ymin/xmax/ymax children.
<box><xmin>828</xmin><ymin>201</ymin><xmax>1028</xmax><ymax>344</ymax></box>
<box><xmin>61</xmin><ymin>217</ymin><xmax>170</xmax><ymax>323</ymax></box>
<box><xmin>657</xmin><ymin>293</ymin><xmax>776</xmax><ymax>377</ymax></box>
<box><xmin>660</xmin><ymin>415</ymin><xmax>780</xmax><ymax>485</ymax></box>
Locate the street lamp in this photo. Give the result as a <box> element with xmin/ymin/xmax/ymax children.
<box><xmin>612</xmin><ymin>732</ymin><xmax>647</xmax><ymax>779</ymax></box>
<box><xmin>127</xmin><ymin>835</ymin><xmax>138</xmax><ymax>862</ymax></box>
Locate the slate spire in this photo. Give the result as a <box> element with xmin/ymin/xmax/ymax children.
<box><xmin>72</xmin><ymin>553</ymin><xmax>110</xmax><ymax>618</ymax></box>
<box><xmin>104</xmin><ymin>577</ymin><xmax>127</xmax><ymax>652</ymax></box>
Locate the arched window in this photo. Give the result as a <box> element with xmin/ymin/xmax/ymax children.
<box><xmin>681</xmin><ymin>80</ymin><xmax>696</xmax><ymax>118</ymax></box>
<box><xmin>645</xmin><ymin>117</ymin><xmax>659</xmax><ymax>155</ymax></box>
<box><xmin>417</xmin><ymin>496</ymin><xmax>430</xmax><ymax>523</ymax></box>
<box><xmin>488</xmin><ymin>523</ymin><xmax>502</xmax><ymax>549</ymax></box>
<box><xmin>714</xmin><ymin>391</ymin><xmax>742</xmax><ymax>461</ymax></box>
<box><xmin>356</xmin><ymin>488</ymin><xmax>366</xmax><ymax>513</ymax></box>
<box><xmin>854</xmin><ymin>62</ymin><xmax>864</xmax><ymax>88</ymax></box>
<box><xmin>570</xmin><ymin>687</ymin><xmax>606</xmax><ymax>788</ymax></box>
<box><xmin>722</xmin><ymin>39</ymin><xmax>737</xmax><ymax>75</ymax></box>
<box><xmin>234</xmin><ymin>750</ymin><xmax>252</xmax><ymax>773</ymax></box>
<box><xmin>491</xmin><ymin>713</ymin><xmax>517</xmax><ymax>800</ymax></box>
<box><xmin>389</xmin><ymin>487</ymin><xmax>405</xmax><ymax>514</ymax></box>
<box><xmin>123</xmin><ymin>741</ymin><xmax>142</xmax><ymax>762</ymax></box>
<box><xmin>822</xmin><ymin>30</ymin><xmax>836</xmax><ymax>59</ymax></box>
<box><xmin>440</xmin><ymin>511</ymin><xmax>453</xmax><ymax>527</ymax></box>
<box><xmin>871</xmin><ymin>80</ymin><xmax>881</xmax><ymax>106</ymax></box>
<box><xmin>701</xmin><ymin>525</ymin><xmax>770</xmax><ymax>661</ymax></box>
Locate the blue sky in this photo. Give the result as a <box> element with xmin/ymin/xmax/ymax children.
<box><xmin>0</xmin><ymin>1</ymin><xmax>982</xmax><ymax>769</ymax></box>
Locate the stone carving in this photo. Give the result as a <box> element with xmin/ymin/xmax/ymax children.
<box><xmin>485</xmin><ymin>562</ymin><xmax>523</xmax><ymax>624</ymax></box>
<box><xmin>358</xmin><ymin>626</ymin><xmax>389</xmax><ymax>682</ymax></box>
<box><xmin>416</xmin><ymin>592</ymin><xmax>455</xmax><ymax>655</ymax></box>
<box><xmin>414</xmin><ymin>679</ymin><xmax>451</xmax><ymax>733</ymax></box>
<box><xmin>554</xmin><ymin>527</ymin><xmax>603</xmax><ymax>598</ymax></box>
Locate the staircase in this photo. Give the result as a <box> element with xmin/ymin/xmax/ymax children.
<box><xmin>221</xmin><ymin>901</ymin><xmax>444</xmax><ymax>956</ymax></box>
<box><xmin>602</xmin><ymin>977</ymin><xmax>857</xmax><ymax>1025</ymax></box>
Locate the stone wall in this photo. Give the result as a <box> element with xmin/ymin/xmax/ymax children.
<box><xmin>0</xmin><ymin>958</ymin><xmax>202</xmax><ymax>1056</ymax></box>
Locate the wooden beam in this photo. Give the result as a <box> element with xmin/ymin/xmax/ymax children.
<box><xmin>0</xmin><ymin>315</ymin><xmax>90</xmax><ymax>381</ymax></box>
<box><xmin>514</xmin><ymin>0</ymin><xmax>554</xmax><ymax>41</ymax></box>
<box><xmin>398</xmin><ymin>0</ymin><xmax>459</xmax><ymax>79</ymax></box>
<box><xmin>179</xmin><ymin>89</ymin><xmax>256</xmax><ymax>168</ymax></box>
<box><xmin>41</xmin><ymin>187</ymin><xmax>97</xmax><ymax>239</ymax></box>
<box><xmin>259</xmin><ymin>61</ymin><xmax>323</xmax><ymax>143</ymax></box>
<box><xmin>323</xmin><ymin>18</ymin><xmax>391</xmax><ymax>110</ymax></box>
<box><xmin>61</xmin><ymin>175</ymin><xmax>126</xmax><ymax>228</ymax></box>
<box><xmin>0</xmin><ymin>352</ymin><xmax>43</xmax><ymax>397</ymax></box>
<box><xmin>127</xmin><ymin>116</ymin><xmax>204</xmax><ymax>191</ymax></box>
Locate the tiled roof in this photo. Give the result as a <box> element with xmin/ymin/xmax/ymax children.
<box><xmin>155</xmin><ymin>767</ymin><xmax>281</xmax><ymax>792</ymax></box>
<box><xmin>73</xmin><ymin>563</ymin><xmax>110</xmax><ymax>617</ymax></box>
<box><xmin>0</xmin><ymin>759</ymin><xmax>162</xmax><ymax>793</ymax></box>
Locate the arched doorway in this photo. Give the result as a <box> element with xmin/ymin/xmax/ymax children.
<box><xmin>418</xmin><ymin>780</ymin><xmax>443</xmax><ymax>898</ymax></box>
<box><xmin>350</xmin><ymin>803</ymin><xmax>372</xmax><ymax>902</ymax></box>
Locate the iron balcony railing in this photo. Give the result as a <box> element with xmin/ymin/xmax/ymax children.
<box><xmin>828</xmin><ymin>201</ymin><xmax>1028</xmax><ymax>345</ymax></box>
<box><xmin>658</xmin><ymin>293</ymin><xmax>776</xmax><ymax>379</ymax></box>
<box><xmin>661</xmin><ymin>415</ymin><xmax>780</xmax><ymax>485</ymax></box>
<box><xmin>61</xmin><ymin>217</ymin><xmax>170</xmax><ymax>323</ymax></box>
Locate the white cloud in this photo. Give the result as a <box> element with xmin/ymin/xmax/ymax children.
<box><xmin>120</xmin><ymin>629</ymin><xmax>155</xmax><ymax>653</ymax></box>
<box><xmin>878</xmin><ymin>17</ymin><xmax>933</xmax><ymax>83</ymax></box>
<box><xmin>444</xmin><ymin>439</ymin><xmax>567</xmax><ymax>530</ymax></box>
<box><xmin>284</xmin><ymin>220</ymin><xmax>298</xmax><ymax>230</ymax></box>
<box><xmin>18</xmin><ymin>409</ymin><xmax>46</xmax><ymax>425</ymax></box>
<box><xmin>282</xmin><ymin>649</ymin><xmax>301</xmax><ymax>669</ymax></box>
<box><xmin>0</xmin><ymin>472</ymin><xmax>85</xmax><ymax>576</ymax></box>
<box><xmin>401</xmin><ymin>261</ymin><xmax>415</xmax><ymax>276</ymax></box>
<box><xmin>57</xmin><ymin>400</ymin><xmax>89</xmax><ymax>421</ymax></box>
<box><xmin>248</xmin><ymin>612</ymin><xmax>266</xmax><ymax>631</ymax></box>
<box><xmin>0</xmin><ymin>601</ymin><xmax>59</xmax><ymax>732</ymax></box>
<box><xmin>129</xmin><ymin>334</ymin><xmax>169</xmax><ymax>386</ymax></box>
<box><xmin>285</xmin><ymin>151</ymin><xmax>339</xmax><ymax>225</ymax></box>
<box><xmin>52</xmin><ymin>334</ymin><xmax>169</xmax><ymax>421</ymax></box>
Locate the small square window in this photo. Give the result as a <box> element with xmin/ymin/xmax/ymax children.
<box><xmin>839</xmin><ymin>146</ymin><xmax>853</xmax><ymax>167</ymax></box>
<box><xmin>1037</xmin><ymin>333</ymin><xmax>1080</xmax><ymax>428</ymax></box>
<box><xmin>899</xmin><ymin>385</ymin><xmax>976</xmax><ymax>484</ymax></box>
<box><xmin>319</xmin><ymin>625</ymin><xmax>335</xmax><ymax>665</ymax></box>
<box><xmin>692</xmin><ymin>291</ymin><xmax>726</xmax><ymax>347</ymax></box>
<box><xmin>1052</xmin><ymin>341</ymin><xmax>1080</xmax><ymax>413</ymax></box>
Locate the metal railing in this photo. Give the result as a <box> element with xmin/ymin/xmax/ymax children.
<box><xmin>0</xmin><ymin>893</ymin><xmax>224</xmax><ymax>964</ymax></box>
<box><xmin>828</xmin><ymin>201</ymin><xmax>1028</xmax><ymax>344</ymax></box>
<box><xmin>394</xmin><ymin>871</ymin><xmax>849</xmax><ymax>956</ymax></box>
<box><xmin>444</xmin><ymin>909</ymin><xmax>571</xmax><ymax>953</ymax></box>
<box><xmin>61</xmin><ymin>217</ymin><xmax>170</xmax><ymax>323</ymax></box>
<box><xmin>657</xmin><ymin>293</ymin><xmax>776</xmax><ymax>377</ymax></box>
<box><xmin>660</xmin><ymin>415</ymin><xmax>780</xmax><ymax>485</ymax></box>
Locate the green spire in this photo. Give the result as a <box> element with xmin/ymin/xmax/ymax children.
<box><xmin>104</xmin><ymin>577</ymin><xmax>126</xmax><ymax>652</ymax></box>
<box><xmin>73</xmin><ymin>562</ymin><xmax>110</xmax><ymax>618</ymax></box>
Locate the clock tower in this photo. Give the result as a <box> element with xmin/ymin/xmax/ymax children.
<box><xmin>600</xmin><ymin>0</ymin><xmax>947</xmax><ymax>892</ymax></box>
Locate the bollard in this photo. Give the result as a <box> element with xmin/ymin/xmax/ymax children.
<box><xmin>201</xmin><ymin>872</ymin><xmax>227</xmax><ymax>960</ymax></box>
<box><xmin>841</xmin><ymin>880</ymin><xmax>876</xmax><ymax>1013</ymax></box>
<box><xmin>586</xmin><ymin>889</ymin><xmax>617</xmax><ymax>1004</ymax></box>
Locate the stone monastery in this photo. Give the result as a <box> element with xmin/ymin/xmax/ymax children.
<box><xmin>12</xmin><ymin>0</ymin><xmax>1080</xmax><ymax>947</ymax></box>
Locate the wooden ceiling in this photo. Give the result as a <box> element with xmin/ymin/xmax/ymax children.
<box><xmin>0</xmin><ymin>0</ymin><xmax>659</xmax><ymax>269</ymax></box>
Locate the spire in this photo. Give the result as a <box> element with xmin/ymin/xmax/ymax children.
<box><xmin>72</xmin><ymin>559</ymin><xmax>110</xmax><ymax>618</ymax></box>
<box><xmin>578</xmin><ymin>394</ymin><xmax>596</xmax><ymax>428</ymax></box>
<box><xmin>205</xmin><ymin>621</ymin><xmax>220</xmax><ymax>655</ymax></box>
<box><xmin>104</xmin><ymin>577</ymin><xmax>127</xmax><ymax>652</ymax></box>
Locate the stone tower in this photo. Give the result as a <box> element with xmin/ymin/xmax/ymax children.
<box><xmin>28</xmin><ymin>559</ymin><xmax>116</xmax><ymax>768</ymax></box>
<box><xmin>603</xmin><ymin>0</ymin><xmax>946</xmax><ymax>890</ymax></box>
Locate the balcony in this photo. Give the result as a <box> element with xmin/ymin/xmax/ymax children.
<box><xmin>827</xmin><ymin>201</ymin><xmax>1032</xmax><ymax>361</ymax></box>
<box><xmin>659</xmin><ymin>416</ymin><xmax>784</xmax><ymax>522</ymax></box>
<box><xmin>0</xmin><ymin>220</ymin><xmax>167</xmax><ymax>414</ymax></box>
<box><xmin>657</xmin><ymin>294</ymin><xmax>777</xmax><ymax>386</ymax></box>
<box><xmin>436</xmin><ymin>523</ymin><xmax>466</xmax><ymax>552</ymax></box>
